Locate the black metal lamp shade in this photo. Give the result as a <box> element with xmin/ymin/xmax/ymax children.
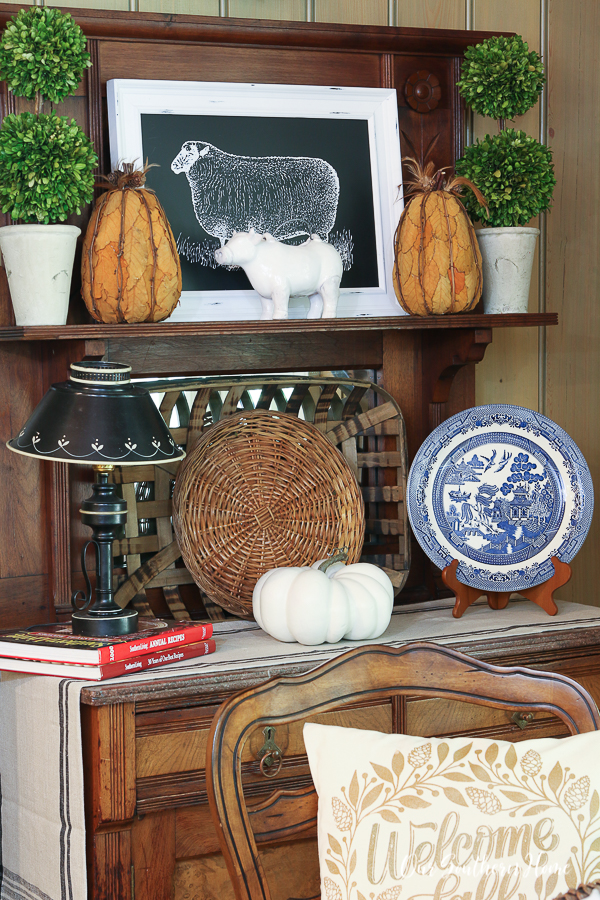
<box><xmin>7</xmin><ymin>361</ymin><xmax>186</xmax><ymax>638</ymax></box>
<box><xmin>8</xmin><ymin>361</ymin><xmax>184</xmax><ymax>466</ymax></box>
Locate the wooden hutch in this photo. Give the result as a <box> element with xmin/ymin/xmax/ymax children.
<box><xmin>1</xmin><ymin>9</ymin><xmax>593</xmax><ymax>900</ymax></box>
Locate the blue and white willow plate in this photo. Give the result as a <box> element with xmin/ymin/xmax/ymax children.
<box><xmin>407</xmin><ymin>404</ymin><xmax>594</xmax><ymax>592</ymax></box>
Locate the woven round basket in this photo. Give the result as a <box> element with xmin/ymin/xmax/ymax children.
<box><xmin>172</xmin><ymin>409</ymin><xmax>365</xmax><ymax>618</ymax></box>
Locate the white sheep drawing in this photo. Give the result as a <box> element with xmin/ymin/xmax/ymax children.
<box><xmin>171</xmin><ymin>140</ymin><xmax>340</xmax><ymax>246</ymax></box>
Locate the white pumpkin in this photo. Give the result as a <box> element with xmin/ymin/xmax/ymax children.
<box><xmin>252</xmin><ymin>554</ymin><xmax>394</xmax><ymax>646</ymax></box>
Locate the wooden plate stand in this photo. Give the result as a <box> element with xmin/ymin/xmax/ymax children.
<box><xmin>442</xmin><ymin>556</ymin><xmax>572</xmax><ymax>619</ymax></box>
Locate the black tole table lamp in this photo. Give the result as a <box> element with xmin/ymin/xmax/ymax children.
<box><xmin>7</xmin><ymin>360</ymin><xmax>185</xmax><ymax>637</ymax></box>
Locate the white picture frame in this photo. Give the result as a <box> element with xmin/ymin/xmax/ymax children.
<box><xmin>107</xmin><ymin>79</ymin><xmax>405</xmax><ymax>322</ymax></box>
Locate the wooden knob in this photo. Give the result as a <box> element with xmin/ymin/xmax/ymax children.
<box><xmin>405</xmin><ymin>70</ymin><xmax>441</xmax><ymax>112</ymax></box>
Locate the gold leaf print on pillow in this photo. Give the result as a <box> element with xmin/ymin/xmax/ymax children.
<box><xmin>324</xmin><ymin>876</ymin><xmax>342</xmax><ymax>900</ymax></box>
<box><xmin>332</xmin><ymin>797</ymin><xmax>352</xmax><ymax>831</ymax></box>
<box><xmin>376</xmin><ymin>887</ymin><xmax>403</xmax><ymax>900</ymax></box>
<box><xmin>548</xmin><ymin>761</ymin><xmax>563</xmax><ymax>793</ymax></box>
<box><xmin>323</xmin><ymin>739</ymin><xmax>600</xmax><ymax>900</ymax></box>
<box><xmin>465</xmin><ymin>786</ymin><xmax>502</xmax><ymax>814</ymax></box>
<box><xmin>407</xmin><ymin>742</ymin><xmax>431</xmax><ymax>768</ymax></box>
<box><xmin>356</xmin><ymin>888</ymin><xmax>403</xmax><ymax>900</ymax></box>
<box><xmin>441</xmin><ymin>786</ymin><xmax>469</xmax><ymax>807</ymax></box>
<box><xmin>521</xmin><ymin>748</ymin><xmax>543</xmax><ymax>776</ymax></box>
<box><xmin>565</xmin><ymin>776</ymin><xmax>591</xmax><ymax>811</ymax></box>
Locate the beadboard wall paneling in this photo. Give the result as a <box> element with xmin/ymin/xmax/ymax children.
<box><xmin>140</xmin><ymin>0</ymin><xmax>219</xmax><ymax>14</ymax></box>
<box><xmin>228</xmin><ymin>0</ymin><xmax>305</xmax><ymax>19</ymax></box>
<box><xmin>60</xmin><ymin>0</ymin><xmax>129</xmax><ymax>7</ymax></box>
<box><xmin>314</xmin><ymin>0</ymin><xmax>388</xmax><ymax>26</ymax></box>
<box><xmin>394</xmin><ymin>0</ymin><xmax>464</xmax><ymax>30</ymax></box>
<box><xmin>472</xmin><ymin>0</ymin><xmax>541</xmax><ymax>414</ymax></box>
<box><xmin>545</xmin><ymin>0</ymin><xmax>600</xmax><ymax>606</ymax></box>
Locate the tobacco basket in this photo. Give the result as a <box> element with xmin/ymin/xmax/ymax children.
<box><xmin>111</xmin><ymin>374</ymin><xmax>410</xmax><ymax>622</ymax></box>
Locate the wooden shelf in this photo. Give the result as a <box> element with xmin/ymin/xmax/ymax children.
<box><xmin>0</xmin><ymin>313</ymin><xmax>558</xmax><ymax>342</ymax></box>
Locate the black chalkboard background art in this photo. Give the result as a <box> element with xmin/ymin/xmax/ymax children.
<box><xmin>108</xmin><ymin>80</ymin><xmax>404</xmax><ymax>321</ymax></box>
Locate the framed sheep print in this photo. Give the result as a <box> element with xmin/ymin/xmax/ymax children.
<box><xmin>107</xmin><ymin>80</ymin><xmax>404</xmax><ymax>322</ymax></box>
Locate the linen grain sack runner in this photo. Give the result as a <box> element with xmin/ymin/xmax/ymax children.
<box><xmin>0</xmin><ymin>674</ymin><xmax>86</xmax><ymax>900</ymax></box>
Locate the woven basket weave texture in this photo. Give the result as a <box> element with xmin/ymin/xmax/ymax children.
<box><xmin>172</xmin><ymin>409</ymin><xmax>365</xmax><ymax>618</ymax></box>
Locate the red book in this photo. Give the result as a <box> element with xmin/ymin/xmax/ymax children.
<box><xmin>0</xmin><ymin>638</ymin><xmax>217</xmax><ymax>680</ymax></box>
<box><xmin>0</xmin><ymin>619</ymin><xmax>213</xmax><ymax>665</ymax></box>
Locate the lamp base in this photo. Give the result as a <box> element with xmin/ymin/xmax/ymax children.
<box><xmin>71</xmin><ymin>607</ymin><xmax>139</xmax><ymax>637</ymax></box>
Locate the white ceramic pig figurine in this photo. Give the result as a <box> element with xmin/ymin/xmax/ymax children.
<box><xmin>214</xmin><ymin>229</ymin><xmax>343</xmax><ymax>320</ymax></box>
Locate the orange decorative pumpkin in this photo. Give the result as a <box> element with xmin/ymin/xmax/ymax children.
<box><xmin>393</xmin><ymin>159</ymin><xmax>486</xmax><ymax>316</ymax></box>
<box><xmin>81</xmin><ymin>164</ymin><xmax>181</xmax><ymax>323</ymax></box>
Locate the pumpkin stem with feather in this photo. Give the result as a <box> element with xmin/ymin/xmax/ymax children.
<box><xmin>81</xmin><ymin>163</ymin><xmax>182</xmax><ymax>324</ymax></box>
<box><xmin>393</xmin><ymin>158</ymin><xmax>487</xmax><ymax>316</ymax></box>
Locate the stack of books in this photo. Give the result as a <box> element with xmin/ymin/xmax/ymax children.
<box><xmin>0</xmin><ymin>619</ymin><xmax>215</xmax><ymax>680</ymax></box>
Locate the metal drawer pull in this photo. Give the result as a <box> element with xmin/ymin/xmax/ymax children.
<box><xmin>511</xmin><ymin>711</ymin><xmax>535</xmax><ymax>729</ymax></box>
<box><xmin>258</xmin><ymin>726</ymin><xmax>283</xmax><ymax>778</ymax></box>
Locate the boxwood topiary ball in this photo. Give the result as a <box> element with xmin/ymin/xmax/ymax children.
<box><xmin>0</xmin><ymin>6</ymin><xmax>90</xmax><ymax>105</ymax></box>
<box><xmin>0</xmin><ymin>112</ymin><xmax>97</xmax><ymax>223</ymax></box>
<box><xmin>457</xmin><ymin>35</ymin><xmax>545</xmax><ymax>121</ymax></box>
<box><xmin>455</xmin><ymin>129</ymin><xmax>556</xmax><ymax>228</ymax></box>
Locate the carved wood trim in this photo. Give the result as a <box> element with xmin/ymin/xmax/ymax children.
<box><xmin>83</xmin><ymin>703</ymin><xmax>136</xmax><ymax>827</ymax></box>
<box><xmin>86</xmin><ymin>38</ymin><xmax>104</xmax><ymax>179</ymax></box>
<box><xmin>248</xmin><ymin>783</ymin><xmax>317</xmax><ymax>843</ymax></box>
<box><xmin>425</xmin><ymin>327</ymin><xmax>493</xmax><ymax>431</ymax></box>
<box><xmin>452</xmin><ymin>55</ymin><xmax>465</xmax><ymax>164</ymax></box>
<box><xmin>42</xmin><ymin>344</ymin><xmax>85</xmax><ymax>618</ymax></box>
<box><xmin>131</xmin><ymin>811</ymin><xmax>176</xmax><ymax>900</ymax></box>
<box><xmin>137</xmin><ymin>769</ymin><xmax>206</xmax><ymax>812</ymax></box>
<box><xmin>405</xmin><ymin>70</ymin><xmax>441</xmax><ymax>112</ymax></box>
<box><xmin>380</xmin><ymin>52</ymin><xmax>393</xmax><ymax>89</ymax></box>
<box><xmin>136</xmin><ymin>764</ymin><xmax>315</xmax><ymax>815</ymax></box>
<box><xmin>0</xmin><ymin>6</ymin><xmax>505</xmax><ymax>57</ymax></box>
<box><xmin>0</xmin><ymin>314</ymin><xmax>557</xmax><ymax>343</ymax></box>
<box><xmin>94</xmin><ymin>830</ymin><xmax>132</xmax><ymax>900</ymax></box>
<box><xmin>136</xmin><ymin>712</ymin><xmax>214</xmax><ymax>738</ymax></box>
<box><xmin>49</xmin><ymin>462</ymin><xmax>71</xmax><ymax>613</ymax></box>
<box><xmin>393</xmin><ymin>694</ymin><xmax>407</xmax><ymax>733</ymax></box>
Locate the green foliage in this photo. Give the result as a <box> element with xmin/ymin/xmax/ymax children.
<box><xmin>0</xmin><ymin>112</ymin><xmax>97</xmax><ymax>223</ymax></box>
<box><xmin>0</xmin><ymin>8</ymin><xmax>96</xmax><ymax>221</ymax></box>
<box><xmin>456</xmin><ymin>34</ymin><xmax>554</xmax><ymax>227</ymax></box>
<box><xmin>0</xmin><ymin>7</ymin><xmax>90</xmax><ymax>104</ymax></box>
<box><xmin>457</xmin><ymin>35</ymin><xmax>544</xmax><ymax>120</ymax></box>
<box><xmin>455</xmin><ymin>129</ymin><xmax>556</xmax><ymax>228</ymax></box>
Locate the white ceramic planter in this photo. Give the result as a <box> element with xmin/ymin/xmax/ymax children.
<box><xmin>477</xmin><ymin>226</ymin><xmax>539</xmax><ymax>315</ymax></box>
<box><xmin>0</xmin><ymin>224</ymin><xmax>81</xmax><ymax>326</ymax></box>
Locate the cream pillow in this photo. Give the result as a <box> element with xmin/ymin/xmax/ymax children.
<box><xmin>304</xmin><ymin>723</ymin><xmax>600</xmax><ymax>900</ymax></box>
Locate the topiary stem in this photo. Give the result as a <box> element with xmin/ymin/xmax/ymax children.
<box><xmin>35</xmin><ymin>91</ymin><xmax>43</xmax><ymax>116</ymax></box>
<box><xmin>498</xmin><ymin>117</ymin><xmax>506</xmax><ymax>133</ymax></box>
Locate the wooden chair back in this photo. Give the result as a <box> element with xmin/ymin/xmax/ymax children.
<box><xmin>206</xmin><ymin>641</ymin><xmax>600</xmax><ymax>900</ymax></box>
